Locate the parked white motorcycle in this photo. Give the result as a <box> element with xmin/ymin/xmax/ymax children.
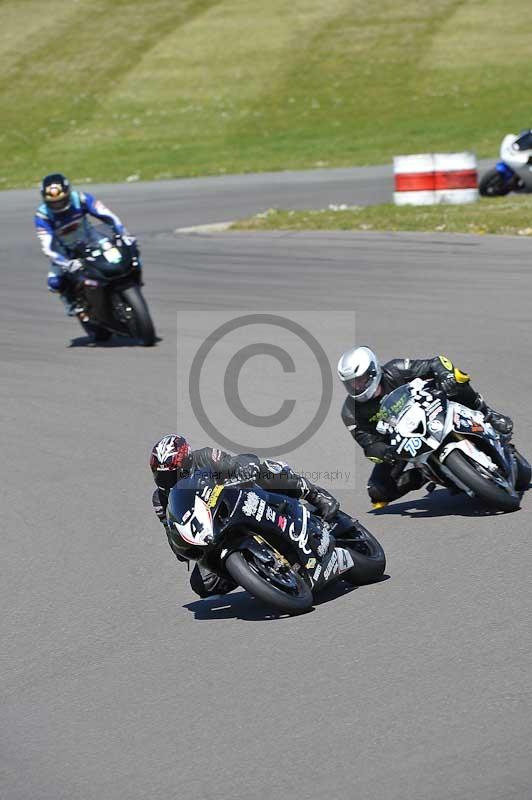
<box><xmin>376</xmin><ymin>379</ymin><xmax>530</xmax><ymax>512</ymax></box>
<box><xmin>479</xmin><ymin>130</ymin><xmax>532</xmax><ymax>196</ymax></box>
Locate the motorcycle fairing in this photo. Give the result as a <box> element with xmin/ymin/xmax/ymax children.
<box><xmin>172</xmin><ymin>494</ymin><xmax>214</xmax><ymax>546</ymax></box>
<box><xmin>446</xmin><ymin>402</ymin><xmax>511</xmax><ymax>473</ymax></box>
<box><xmin>379</xmin><ymin>380</ymin><xmax>446</xmax><ymax>458</ymax></box>
<box><xmin>380</xmin><ymin>381</ymin><xmax>515</xmax><ymax>495</ymax></box>
<box><xmin>433</xmin><ymin>401</ymin><xmax>516</xmax><ymax>493</ymax></box>
<box><xmin>439</xmin><ymin>438</ymin><xmax>498</xmax><ymax>473</ymax></box>
<box><xmin>495</xmin><ymin>160</ymin><xmax>516</xmax><ymax>181</ymax></box>
<box><xmin>172</xmin><ymin>475</ymin><xmax>329</xmax><ymax>568</ymax></box>
<box><xmin>500</xmin><ymin>134</ymin><xmax>530</xmax><ymax>169</ymax></box>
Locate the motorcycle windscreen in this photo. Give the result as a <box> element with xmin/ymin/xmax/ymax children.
<box><xmin>88</xmin><ymin>243</ymin><xmax>128</xmax><ymax>277</ymax></box>
<box><xmin>85</xmin><ymin>225</ymin><xmax>132</xmax><ymax>276</ymax></box>
<box><xmin>167</xmin><ymin>477</ymin><xmax>198</xmax><ymax>523</ymax></box>
<box><xmin>167</xmin><ymin>478</ymin><xmax>214</xmax><ymax>547</ymax></box>
<box><xmin>378</xmin><ymin>385</ymin><xmax>412</xmax><ymax>426</ymax></box>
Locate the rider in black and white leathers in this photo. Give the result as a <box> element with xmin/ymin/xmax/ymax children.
<box><xmin>338</xmin><ymin>350</ymin><xmax>514</xmax><ymax>504</ymax></box>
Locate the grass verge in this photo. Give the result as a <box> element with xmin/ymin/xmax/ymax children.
<box><xmin>2</xmin><ymin>0</ymin><xmax>532</xmax><ymax>187</ymax></box>
<box><xmin>232</xmin><ymin>197</ymin><xmax>532</xmax><ymax>236</ymax></box>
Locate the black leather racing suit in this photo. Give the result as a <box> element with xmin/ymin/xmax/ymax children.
<box><xmin>341</xmin><ymin>355</ymin><xmax>512</xmax><ymax>504</ymax></box>
<box><xmin>152</xmin><ymin>447</ymin><xmax>338</xmax><ymax>597</ymax></box>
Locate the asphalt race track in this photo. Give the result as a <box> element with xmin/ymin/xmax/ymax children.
<box><xmin>2</xmin><ymin>166</ymin><xmax>531</xmax><ymax>800</ymax></box>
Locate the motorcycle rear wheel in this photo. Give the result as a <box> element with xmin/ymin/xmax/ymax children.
<box><xmin>226</xmin><ymin>550</ymin><xmax>313</xmax><ymax>614</ymax></box>
<box><xmin>444</xmin><ymin>450</ymin><xmax>520</xmax><ymax>512</ymax></box>
<box><xmin>337</xmin><ymin>525</ymin><xmax>386</xmax><ymax>585</ymax></box>
<box><xmin>479</xmin><ymin>168</ymin><xmax>511</xmax><ymax>197</ymax></box>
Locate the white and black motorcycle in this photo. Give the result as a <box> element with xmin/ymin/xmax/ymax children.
<box><xmin>479</xmin><ymin>130</ymin><xmax>532</xmax><ymax>197</ymax></box>
<box><xmin>376</xmin><ymin>379</ymin><xmax>530</xmax><ymax>512</ymax></box>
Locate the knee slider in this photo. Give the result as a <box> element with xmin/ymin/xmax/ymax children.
<box><xmin>189</xmin><ymin>564</ymin><xmax>212</xmax><ymax>598</ymax></box>
<box><xmin>367</xmin><ymin>482</ymin><xmax>390</xmax><ymax>503</ymax></box>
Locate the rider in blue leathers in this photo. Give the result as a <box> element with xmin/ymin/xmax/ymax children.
<box><xmin>34</xmin><ymin>173</ymin><xmax>136</xmax><ymax>315</ymax></box>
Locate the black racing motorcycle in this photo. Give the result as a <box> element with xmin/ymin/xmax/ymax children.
<box><xmin>70</xmin><ymin>225</ymin><xmax>155</xmax><ymax>346</ymax></box>
<box><xmin>166</xmin><ymin>470</ymin><xmax>386</xmax><ymax>614</ymax></box>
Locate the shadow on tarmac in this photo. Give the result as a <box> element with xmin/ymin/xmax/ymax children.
<box><xmin>183</xmin><ymin>576</ymin><xmax>390</xmax><ymax>622</ymax></box>
<box><xmin>368</xmin><ymin>487</ymin><xmax>522</xmax><ymax>518</ymax></box>
<box><xmin>68</xmin><ymin>334</ymin><xmax>163</xmax><ymax>348</ymax></box>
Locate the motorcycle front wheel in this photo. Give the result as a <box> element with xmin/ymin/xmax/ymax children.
<box><xmin>337</xmin><ymin>524</ymin><xmax>386</xmax><ymax>585</ymax></box>
<box><xmin>479</xmin><ymin>168</ymin><xmax>511</xmax><ymax>197</ymax></box>
<box><xmin>444</xmin><ymin>450</ymin><xmax>520</xmax><ymax>512</ymax></box>
<box><xmin>225</xmin><ymin>550</ymin><xmax>313</xmax><ymax>614</ymax></box>
<box><xmin>118</xmin><ymin>286</ymin><xmax>156</xmax><ymax>346</ymax></box>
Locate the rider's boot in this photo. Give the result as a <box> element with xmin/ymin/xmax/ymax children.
<box><xmin>59</xmin><ymin>289</ymin><xmax>83</xmax><ymax>317</ymax></box>
<box><xmin>368</xmin><ymin>483</ymin><xmax>391</xmax><ymax>509</ymax></box>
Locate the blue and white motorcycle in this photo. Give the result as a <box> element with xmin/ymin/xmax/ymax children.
<box><xmin>479</xmin><ymin>130</ymin><xmax>532</xmax><ymax>197</ymax></box>
<box><xmin>376</xmin><ymin>379</ymin><xmax>530</xmax><ymax>512</ymax></box>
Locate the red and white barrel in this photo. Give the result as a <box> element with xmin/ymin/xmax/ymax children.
<box><xmin>394</xmin><ymin>152</ymin><xmax>478</xmax><ymax>205</ymax></box>
<box><xmin>394</xmin><ymin>153</ymin><xmax>436</xmax><ymax>205</ymax></box>
<box><xmin>433</xmin><ymin>152</ymin><xmax>478</xmax><ymax>204</ymax></box>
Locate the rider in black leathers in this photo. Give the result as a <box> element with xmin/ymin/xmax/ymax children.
<box><xmin>150</xmin><ymin>435</ymin><xmax>339</xmax><ymax>597</ymax></box>
<box><xmin>337</xmin><ymin>347</ymin><xmax>514</xmax><ymax>505</ymax></box>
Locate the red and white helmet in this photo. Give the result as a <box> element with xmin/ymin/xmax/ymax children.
<box><xmin>337</xmin><ymin>346</ymin><xmax>382</xmax><ymax>402</ymax></box>
<box><xmin>150</xmin><ymin>434</ymin><xmax>192</xmax><ymax>490</ymax></box>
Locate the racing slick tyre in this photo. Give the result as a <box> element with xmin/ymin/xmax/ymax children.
<box><xmin>513</xmin><ymin>448</ymin><xmax>531</xmax><ymax>492</ymax></box>
<box><xmin>119</xmin><ymin>286</ymin><xmax>155</xmax><ymax>346</ymax></box>
<box><xmin>340</xmin><ymin>525</ymin><xmax>386</xmax><ymax>586</ymax></box>
<box><xmin>445</xmin><ymin>450</ymin><xmax>520</xmax><ymax>512</ymax></box>
<box><xmin>226</xmin><ymin>550</ymin><xmax>313</xmax><ymax>614</ymax></box>
<box><xmin>479</xmin><ymin>168</ymin><xmax>511</xmax><ymax>197</ymax></box>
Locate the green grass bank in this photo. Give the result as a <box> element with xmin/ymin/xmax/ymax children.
<box><xmin>3</xmin><ymin>0</ymin><xmax>532</xmax><ymax>188</ymax></box>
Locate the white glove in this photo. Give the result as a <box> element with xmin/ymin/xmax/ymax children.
<box><xmin>118</xmin><ymin>233</ymin><xmax>136</xmax><ymax>247</ymax></box>
<box><xmin>65</xmin><ymin>259</ymin><xmax>83</xmax><ymax>273</ymax></box>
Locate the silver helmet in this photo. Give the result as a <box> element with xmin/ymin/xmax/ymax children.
<box><xmin>337</xmin><ymin>346</ymin><xmax>382</xmax><ymax>402</ymax></box>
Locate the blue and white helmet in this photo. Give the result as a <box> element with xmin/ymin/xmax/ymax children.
<box><xmin>337</xmin><ymin>346</ymin><xmax>382</xmax><ymax>402</ymax></box>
